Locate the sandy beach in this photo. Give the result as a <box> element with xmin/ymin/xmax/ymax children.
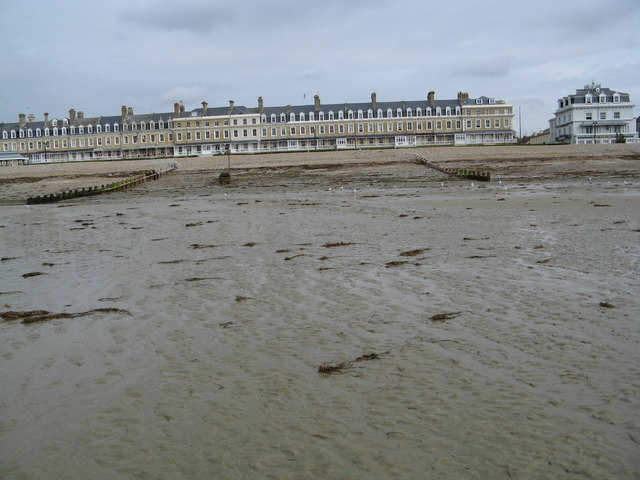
<box><xmin>1</xmin><ymin>144</ymin><xmax>640</xmax><ymax>479</ymax></box>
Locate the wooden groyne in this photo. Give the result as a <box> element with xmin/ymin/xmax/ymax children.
<box><xmin>414</xmin><ymin>155</ymin><xmax>490</xmax><ymax>182</ymax></box>
<box><xmin>26</xmin><ymin>163</ymin><xmax>178</xmax><ymax>205</ymax></box>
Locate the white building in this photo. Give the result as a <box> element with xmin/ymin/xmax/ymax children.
<box><xmin>549</xmin><ymin>83</ymin><xmax>637</xmax><ymax>144</ymax></box>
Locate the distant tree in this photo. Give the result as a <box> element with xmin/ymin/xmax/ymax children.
<box><xmin>614</xmin><ymin>133</ymin><xmax>626</xmax><ymax>143</ymax></box>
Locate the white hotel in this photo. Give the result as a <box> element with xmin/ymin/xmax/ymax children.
<box><xmin>549</xmin><ymin>83</ymin><xmax>638</xmax><ymax>144</ymax></box>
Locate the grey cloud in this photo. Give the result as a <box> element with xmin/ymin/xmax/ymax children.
<box><xmin>456</xmin><ymin>57</ymin><xmax>513</xmax><ymax>79</ymax></box>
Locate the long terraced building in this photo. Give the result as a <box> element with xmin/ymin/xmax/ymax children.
<box><xmin>0</xmin><ymin>91</ymin><xmax>516</xmax><ymax>164</ymax></box>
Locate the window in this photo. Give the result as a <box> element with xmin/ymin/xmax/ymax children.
<box><xmin>319</xmin><ymin>126</ymin><xmax>325</xmax><ymax>134</ymax></box>
<box><xmin>436</xmin><ymin>121</ymin><xmax>442</xmax><ymax>129</ymax></box>
<box><xmin>339</xmin><ymin>125</ymin><xmax>344</xmax><ymax>133</ymax></box>
<box><xmin>281</xmin><ymin>127</ymin><xmax>286</xmax><ymax>136</ymax></box>
<box><xmin>205</xmin><ymin>131</ymin><xmax>210</xmax><ymax>140</ymax></box>
<box><xmin>599</xmin><ymin>112</ymin><xmax>606</xmax><ymax>120</ymax></box>
<box><xmin>301</xmin><ymin>126</ymin><xmax>306</xmax><ymax>135</ymax></box>
<box><xmin>494</xmin><ymin>119</ymin><xmax>500</xmax><ymax>128</ymax></box>
<box><xmin>427</xmin><ymin>121</ymin><xmax>432</xmax><ymax>130</ymax></box>
<box><xmin>233</xmin><ymin>130</ymin><xmax>238</xmax><ymax>138</ymax></box>
<box><xmin>485</xmin><ymin>119</ymin><xmax>491</xmax><ymax>128</ymax></box>
<box><xmin>348</xmin><ymin>111</ymin><xmax>354</xmax><ymax>119</ymax></box>
<box><xmin>445</xmin><ymin>107</ymin><xmax>451</xmax><ymax>116</ymax></box>
<box><xmin>243</xmin><ymin>129</ymin><xmax>248</xmax><ymax>137</ymax></box>
<box><xmin>407</xmin><ymin>122</ymin><xmax>413</xmax><ymax>131</ymax></box>
<box><xmin>319</xmin><ymin>112</ymin><xmax>325</xmax><ymax>121</ymax></box>
<box><xmin>299</xmin><ymin>112</ymin><xmax>305</xmax><ymax>121</ymax></box>
<box><xmin>476</xmin><ymin>120</ymin><xmax>481</xmax><ymax>128</ymax></box>
<box><xmin>262</xmin><ymin>128</ymin><xmax>267</xmax><ymax>136</ymax></box>
<box><xmin>290</xmin><ymin>127</ymin><xmax>296</xmax><ymax>135</ymax></box>
<box><xmin>186</xmin><ymin>132</ymin><xmax>192</xmax><ymax>140</ymax></box>
<box><xmin>613</xmin><ymin>94</ymin><xmax>620</xmax><ymax>103</ymax></box>
<box><xmin>396</xmin><ymin>108</ymin><xmax>403</xmax><ymax>117</ymax></box>
<box><xmin>585</xmin><ymin>95</ymin><xmax>592</xmax><ymax>104</ymax></box>
<box><xmin>177</xmin><ymin>133</ymin><xmax>182</xmax><ymax>141</ymax></box>
<box><xmin>271</xmin><ymin>114</ymin><xmax>276</xmax><ymax>123</ymax></box>
<box><xmin>417</xmin><ymin>122</ymin><xmax>422</xmax><ymax>130</ymax></box>
<box><xmin>328</xmin><ymin>111</ymin><xmax>334</xmax><ymax>120</ymax></box>
<box><xmin>397</xmin><ymin>122</ymin><xmax>403</xmax><ymax>131</ymax></box>
<box><xmin>446</xmin><ymin>120</ymin><xmax>451</xmax><ymax>129</ymax></box>
<box><xmin>586</xmin><ymin>112</ymin><xmax>592</xmax><ymax>120</ymax></box>
<box><xmin>387</xmin><ymin>122</ymin><xmax>393</xmax><ymax>132</ymax></box>
<box><xmin>406</xmin><ymin>108</ymin><xmax>412</xmax><ymax>117</ymax></box>
<box><xmin>196</xmin><ymin>132</ymin><xmax>201</xmax><ymax>140</ymax></box>
<box><xmin>105</xmin><ymin>124</ymin><xmax>110</xmax><ymax>132</ymax></box>
<box><xmin>329</xmin><ymin>125</ymin><xmax>334</xmax><ymax>134</ymax></box>
<box><xmin>466</xmin><ymin>120</ymin><xmax>472</xmax><ymax>128</ymax></box>
<box><xmin>387</xmin><ymin>108</ymin><xmax>393</xmax><ymax>118</ymax></box>
<box><xmin>614</xmin><ymin>112</ymin><xmax>620</xmax><ymax>119</ymax></box>
<box><xmin>271</xmin><ymin>128</ymin><xmax>276</xmax><ymax>136</ymax></box>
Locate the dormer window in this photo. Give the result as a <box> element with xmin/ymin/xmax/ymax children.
<box><xmin>416</xmin><ymin>107</ymin><xmax>422</xmax><ymax>117</ymax></box>
<box><xmin>271</xmin><ymin>114</ymin><xmax>276</xmax><ymax>123</ymax></box>
<box><xmin>61</xmin><ymin>127</ymin><xmax>67</xmax><ymax>135</ymax></box>
<box><xmin>280</xmin><ymin>113</ymin><xmax>286</xmax><ymax>122</ymax></box>
<box><xmin>87</xmin><ymin>125</ymin><xmax>93</xmax><ymax>133</ymax></box>
<box><xmin>475</xmin><ymin>99</ymin><xmax>482</xmax><ymax>104</ymax></box>
<box><xmin>114</xmin><ymin>124</ymin><xmax>119</xmax><ymax>132</ymax></box>
<box><xmin>78</xmin><ymin>126</ymin><xmax>84</xmax><ymax>134</ymax></box>
<box><xmin>70</xmin><ymin>126</ymin><xmax>75</xmax><ymax>134</ymax></box>
<box><xmin>28</xmin><ymin>129</ymin><xmax>33</xmax><ymax>137</ymax></box>
<box><xmin>299</xmin><ymin>112</ymin><xmax>305</xmax><ymax>121</ymax></box>
<box><xmin>357</xmin><ymin>110</ymin><xmax>363</xmax><ymax>119</ymax></box>
<box><xmin>328</xmin><ymin>111</ymin><xmax>334</xmax><ymax>120</ymax></box>
<box><xmin>445</xmin><ymin>107</ymin><xmax>451</xmax><ymax>116</ymax></box>
<box><xmin>348</xmin><ymin>110</ymin><xmax>354</xmax><ymax>119</ymax></box>
<box><xmin>585</xmin><ymin>94</ymin><xmax>592</xmax><ymax>104</ymax></box>
<box><xmin>319</xmin><ymin>112</ymin><xmax>324</xmax><ymax>121</ymax></box>
<box><xmin>436</xmin><ymin>107</ymin><xmax>442</xmax><ymax>116</ymax></box>
<box><xmin>387</xmin><ymin>108</ymin><xmax>393</xmax><ymax>118</ymax></box>
<box><xmin>599</xmin><ymin>94</ymin><xmax>606</xmax><ymax>103</ymax></box>
<box><xmin>53</xmin><ymin>127</ymin><xmax>58</xmax><ymax>136</ymax></box>
<box><xmin>367</xmin><ymin>109</ymin><xmax>373</xmax><ymax>119</ymax></box>
<box><xmin>19</xmin><ymin>129</ymin><xmax>25</xmax><ymax>138</ymax></box>
<box><xmin>105</xmin><ymin>124</ymin><xmax>110</xmax><ymax>133</ymax></box>
<box><xmin>406</xmin><ymin>108</ymin><xmax>412</xmax><ymax>117</ymax></box>
<box><xmin>613</xmin><ymin>94</ymin><xmax>620</xmax><ymax>103</ymax></box>
<box><xmin>96</xmin><ymin>125</ymin><xmax>102</xmax><ymax>133</ymax></box>
<box><xmin>396</xmin><ymin>108</ymin><xmax>403</xmax><ymax>117</ymax></box>
<box><xmin>36</xmin><ymin>129</ymin><xmax>41</xmax><ymax>137</ymax></box>
<box><xmin>309</xmin><ymin>112</ymin><xmax>314</xmax><ymax>121</ymax></box>
<box><xmin>426</xmin><ymin>107</ymin><xmax>432</xmax><ymax>116</ymax></box>
<box><xmin>489</xmin><ymin>98</ymin><xmax>495</xmax><ymax>104</ymax></box>
<box><xmin>338</xmin><ymin>111</ymin><xmax>344</xmax><ymax>120</ymax></box>
<box><xmin>290</xmin><ymin>113</ymin><xmax>296</xmax><ymax>122</ymax></box>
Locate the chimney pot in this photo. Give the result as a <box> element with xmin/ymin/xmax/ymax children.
<box><xmin>69</xmin><ymin>108</ymin><xmax>76</xmax><ymax>124</ymax></box>
<box><xmin>77</xmin><ymin>111</ymin><xmax>84</xmax><ymax>119</ymax></box>
<box><xmin>371</xmin><ymin>92</ymin><xmax>377</xmax><ymax>110</ymax></box>
<box><xmin>258</xmin><ymin>96</ymin><xmax>264</xmax><ymax>114</ymax></box>
<box><xmin>43</xmin><ymin>112</ymin><xmax>50</xmax><ymax>127</ymax></box>
<box><xmin>202</xmin><ymin>101</ymin><xmax>208</xmax><ymax>116</ymax></box>
<box><xmin>314</xmin><ymin>94</ymin><xmax>320</xmax><ymax>111</ymax></box>
<box><xmin>229</xmin><ymin>100</ymin><xmax>235</xmax><ymax>114</ymax></box>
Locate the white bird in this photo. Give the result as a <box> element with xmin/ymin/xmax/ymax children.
<box><xmin>471</xmin><ymin>182</ymin><xmax>475</xmax><ymax>187</ymax></box>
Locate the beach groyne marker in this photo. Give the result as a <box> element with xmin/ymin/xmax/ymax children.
<box><xmin>414</xmin><ymin>155</ymin><xmax>490</xmax><ymax>182</ymax></box>
<box><xmin>26</xmin><ymin>164</ymin><xmax>178</xmax><ymax>204</ymax></box>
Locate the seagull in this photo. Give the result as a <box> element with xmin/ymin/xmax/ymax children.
<box><xmin>471</xmin><ymin>182</ymin><xmax>475</xmax><ymax>187</ymax></box>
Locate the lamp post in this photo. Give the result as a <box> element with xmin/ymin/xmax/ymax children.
<box><xmin>518</xmin><ymin>106</ymin><xmax>522</xmax><ymax>140</ymax></box>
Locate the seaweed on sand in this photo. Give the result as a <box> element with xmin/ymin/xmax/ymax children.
<box><xmin>318</xmin><ymin>351</ymin><xmax>385</xmax><ymax>375</ymax></box>
<box><xmin>1</xmin><ymin>308</ymin><xmax>131</xmax><ymax>325</ymax></box>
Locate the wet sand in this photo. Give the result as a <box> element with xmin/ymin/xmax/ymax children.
<box><xmin>1</xmin><ymin>145</ymin><xmax>640</xmax><ymax>479</ymax></box>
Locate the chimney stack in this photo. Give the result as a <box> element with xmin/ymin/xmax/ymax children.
<box><xmin>174</xmin><ymin>102</ymin><xmax>180</xmax><ymax>115</ymax></box>
<box><xmin>428</xmin><ymin>91</ymin><xmax>435</xmax><ymax>107</ymax></box>
<box><xmin>121</xmin><ymin>105</ymin><xmax>127</xmax><ymax>123</ymax></box>
<box><xmin>202</xmin><ymin>101</ymin><xmax>208</xmax><ymax>116</ymax></box>
<box><xmin>127</xmin><ymin>107</ymin><xmax>134</xmax><ymax>116</ymax></box>
<box><xmin>77</xmin><ymin>111</ymin><xmax>84</xmax><ymax>119</ymax></box>
<box><xmin>69</xmin><ymin>108</ymin><xmax>76</xmax><ymax>124</ymax></box>
<box><xmin>19</xmin><ymin>113</ymin><xmax>26</xmax><ymax>128</ymax></box>
<box><xmin>258</xmin><ymin>96</ymin><xmax>264</xmax><ymax>114</ymax></box>
<box><xmin>28</xmin><ymin>114</ymin><xmax>35</xmax><ymax>123</ymax></box>
<box><xmin>44</xmin><ymin>112</ymin><xmax>50</xmax><ymax>127</ymax></box>
<box><xmin>229</xmin><ymin>100</ymin><xmax>235</xmax><ymax>114</ymax></box>
<box><xmin>371</xmin><ymin>92</ymin><xmax>377</xmax><ymax>110</ymax></box>
<box><xmin>314</xmin><ymin>94</ymin><xmax>320</xmax><ymax>112</ymax></box>
<box><xmin>457</xmin><ymin>92</ymin><xmax>469</xmax><ymax>102</ymax></box>
<box><xmin>179</xmin><ymin>104</ymin><xmax>185</xmax><ymax>113</ymax></box>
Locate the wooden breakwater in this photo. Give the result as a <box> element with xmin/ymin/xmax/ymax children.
<box><xmin>27</xmin><ymin>163</ymin><xmax>178</xmax><ymax>205</ymax></box>
<box><xmin>414</xmin><ymin>155</ymin><xmax>490</xmax><ymax>182</ymax></box>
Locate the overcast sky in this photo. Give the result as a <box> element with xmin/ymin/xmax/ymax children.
<box><xmin>1</xmin><ymin>0</ymin><xmax>638</xmax><ymax>135</ymax></box>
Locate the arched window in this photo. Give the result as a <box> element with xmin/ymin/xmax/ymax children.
<box><xmin>87</xmin><ymin>125</ymin><xmax>93</xmax><ymax>133</ymax></box>
<box><xmin>436</xmin><ymin>107</ymin><xmax>442</xmax><ymax>116</ymax></box>
<box><xmin>149</xmin><ymin>121</ymin><xmax>155</xmax><ymax>129</ymax></box>
<box><xmin>406</xmin><ymin>108</ymin><xmax>412</xmax><ymax>117</ymax></box>
<box><xmin>11</xmin><ymin>130</ymin><xmax>17</xmax><ymax>138</ymax></box>
<box><xmin>131</xmin><ymin>123</ymin><xmax>137</xmax><ymax>130</ymax></box>
<box><xmin>78</xmin><ymin>126</ymin><xmax>84</xmax><ymax>134</ymax></box>
<box><xmin>28</xmin><ymin>129</ymin><xmax>33</xmax><ymax>137</ymax></box>
<box><xmin>445</xmin><ymin>107</ymin><xmax>451</xmax><ymax>116</ymax></box>
<box><xmin>585</xmin><ymin>94</ymin><xmax>592</xmax><ymax>104</ymax></box>
<box><xmin>52</xmin><ymin>119</ymin><xmax>58</xmax><ymax>126</ymax></box>
<box><xmin>377</xmin><ymin>109</ymin><xmax>383</xmax><ymax>118</ymax></box>
<box><xmin>338</xmin><ymin>111</ymin><xmax>344</xmax><ymax>120</ymax></box>
<box><xmin>396</xmin><ymin>108</ymin><xmax>403</xmax><ymax>117</ymax></box>
<box><xmin>309</xmin><ymin>112</ymin><xmax>315</xmax><ymax>121</ymax></box>
<box><xmin>357</xmin><ymin>110</ymin><xmax>363</xmax><ymax>119</ymax></box>
<box><xmin>53</xmin><ymin>127</ymin><xmax>58</xmax><ymax>136</ymax></box>
<box><xmin>61</xmin><ymin>127</ymin><xmax>67</xmax><ymax>135</ymax></box>
<box><xmin>367</xmin><ymin>109</ymin><xmax>373</xmax><ymax>119</ymax></box>
<box><xmin>2</xmin><ymin>131</ymin><xmax>7</xmax><ymax>139</ymax></box>
<box><xmin>426</xmin><ymin>107</ymin><xmax>432</xmax><ymax>116</ymax></box>
<box><xmin>45</xmin><ymin>128</ymin><xmax>50</xmax><ymax>136</ymax></box>
<box><xmin>70</xmin><ymin>126</ymin><xmax>75</xmax><ymax>134</ymax></box>
<box><xmin>387</xmin><ymin>108</ymin><xmax>393</xmax><ymax>118</ymax></box>
<box><xmin>105</xmin><ymin>124</ymin><xmax>110</xmax><ymax>133</ymax></box>
<box><xmin>140</xmin><ymin>122</ymin><xmax>145</xmax><ymax>130</ymax></box>
<box><xmin>271</xmin><ymin>114</ymin><xmax>276</xmax><ymax>123</ymax></box>
<box><xmin>319</xmin><ymin>112</ymin><xmax>324</xmax><ymax>121</ymax></box>
<box><xmin>455</xmin><ymin>106</ymin><xmax>461</xmax><ymax>115</ymax></box>
<box><xmin>261</xmin><ymin>115</ymin><xmax>267</xmax><ymax>123</ymax></box>
<box><xmin>19</xmin><ymin>129</ymin><xmax>25</xmax><ymax>138</ymax></box>
<box><xmin>290</xmin><ymin>113</ymin><xmax>296</xmax><ymax>122</ymax></box>
<box><xmin>299</xmin><ymin>112</ymin><xmax>305</xmax><ymax>121</ymax></box>
<box><xmin>348</xmin><ymin>110</ymin><xmax>354</xmax><ymax>119</ymax></box>
<box><xmin>96</xmin><ymin>125</ymin><xmax>102</xmax><ymax>133</ymax></box>
<box><xmin>280</xmin><ymin>113</ymin><xmax>286</xmax><ymax>122</ymax></box>
<box><xmin>114</xmin><ymin>123</ymin><xmax>119</xmax><ymax>132</ymax></box>
<box><xmin>416</xmin><ymin>107</ymin><xmax>422</xmax><ymax>117</ymax></box>
<box><xmin>328</xmin><ymin>111</ymin><xmax>334</xmax><ymax>120</ymax></box>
